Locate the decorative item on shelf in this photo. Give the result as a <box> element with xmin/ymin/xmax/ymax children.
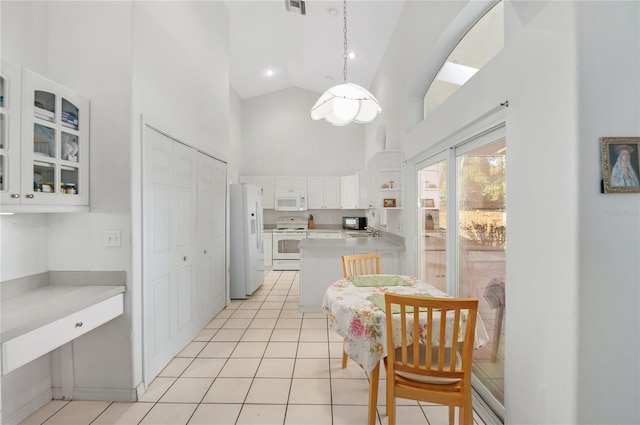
<box><xmin>381</xmin><ymin>183</ymin><xmax>389</xmax><ymax>189</ymax></box>
<box><xmin>61</xmin><ymin>111</ymin><xmax>79</xmax><ymax>129</ymax></box>
<box><xmin>309</xmin><ymin>0</ymin><xmax>382</xmax><ymax>126</ymax></box>
<box><xmin>421</xmin><ymin>198</ymin><xmax>435</xmax><ymax>208</ymax></box>
<box><xmin>389</xmin><ymin>180</ymin><xmax>394</xmax><ymax>188</ymax></box>
<box><xmin>383</xmin><ymin>198</ymin><xmax>396</xmax><ymax>208</ymax></box>
<box><xmin>64</xmin><ymin>183</ymin><xmax>77</xmax><ymax>195</ymax></box>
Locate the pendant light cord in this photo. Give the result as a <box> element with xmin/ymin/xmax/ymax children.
<box><xmin>343</xmin><ymin>0</ymin><xmax>348</xmax><ymax>84</ymax></box>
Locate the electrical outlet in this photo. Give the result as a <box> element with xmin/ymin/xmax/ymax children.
<box><xmin>104</xmin><ymin>230</ymin><xmax>121</xmax><ymax>247</ymax></box>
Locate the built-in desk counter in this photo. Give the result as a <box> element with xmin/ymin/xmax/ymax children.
<box><xmin>1</xmin><ymin>271</ymin><xmax>125</xmax><ymax>375</ymax></box>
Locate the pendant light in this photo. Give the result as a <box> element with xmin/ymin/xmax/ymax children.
<box><xmin>310</xmin><ymin>0</ymin><xmax>382</xmax><ymax>126</ymax></box>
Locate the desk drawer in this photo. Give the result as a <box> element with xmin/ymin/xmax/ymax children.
<box><xmin>2</xmin><ymin>293</ymin><xmax>124</xmax><ymax>374</ymax></box>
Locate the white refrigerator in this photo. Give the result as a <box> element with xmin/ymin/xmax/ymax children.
<box><xmin>230</xmin><ymin>183</ymin><xmax>264</xmax><ymax>299</ymax></box>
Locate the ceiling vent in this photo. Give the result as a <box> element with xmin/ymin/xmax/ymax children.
<box><xmin>284</xmin><ymin>0</ymin><xmax>306</xmax><ymax>16</ymax></box>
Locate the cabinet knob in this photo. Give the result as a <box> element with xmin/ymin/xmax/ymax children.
<box><xmin>26</xmin><ymin>194</ymin><xmax>35</xmax><ymax>199</ymax></box>
<box><xmin>183</xmin><ymin>256</ymin><xmax>187</xmax><ymax>261</ymax></box>
<box><xmin>75</xmin><ymin>322</ymin><xmax>83</xmax><ymax>327</ymax></box>
<box><xmin>10</xmin><ymin>193</ymin><xmax>20</xmax><ymax>199</ymax></box>
<box><xmin>204</xmin><ymin>250</ymin><xmax>207</xmax><ymax>254</ymax></box>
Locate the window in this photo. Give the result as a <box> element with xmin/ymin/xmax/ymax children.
<box><xmin>423</xmin><ymin>1</ymin><xmax>504</xmax><ymax>118</ymax></box>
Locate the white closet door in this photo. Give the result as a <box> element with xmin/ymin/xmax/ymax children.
<box><xmin>197</xmin><ymin>152</ymin><xmax>227</xmax><ymax>325</ymax></box>
<box><xmin>142</xmin><ymin>126</ymin><xmax>197</xmax><ymax>383</ymax></box>
<box><xmin>172</xmin><ymin>142</ymin><xmax>198</xmax><ymax>343</ymax></box>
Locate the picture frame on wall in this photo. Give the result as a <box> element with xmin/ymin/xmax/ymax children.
<box><xmin>383</xmin><ymin>198</ymin><xmax>396</xmax><ymax>208</ymax></box>
<box><xmin>601</xmin><ymin>137</ymin><xmax>640</xmax><ymax>193</ymax></box>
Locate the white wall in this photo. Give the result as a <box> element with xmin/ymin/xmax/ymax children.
<box><xmin>241</xmin><ymin>87</ymin><xmax>365</xmax><ymax>176</ymax></box>
<box><xmin>0</xmin><ymin>0</ymin><xmax>233</xmax><ymax>419</ymax></box>
<box><xmin>575</xmin><ymin>2</ymin><xmax>640</xmax><ymax>423</ymax></box>
<box><xmin>369</xmin><ymin>0</ymin><xmax>639</xmax><ymax>423</ymax></box>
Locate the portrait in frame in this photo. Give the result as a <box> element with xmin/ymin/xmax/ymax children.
<box><xmin>601</xmin><ymin>137</ymin><xmax>640</xmax><ymax>193</ymax></box>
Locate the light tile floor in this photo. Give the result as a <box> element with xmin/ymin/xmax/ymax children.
<box><xmin>20</xmin><ymin>270</ymin><xmax>485</xmax><ymax>425</ymax></box>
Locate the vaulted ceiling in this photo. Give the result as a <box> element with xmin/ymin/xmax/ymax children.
<box><xmin>225</xmin><ymin>1</ymin><xmax>406</xmax><ymax>100</ymax></box>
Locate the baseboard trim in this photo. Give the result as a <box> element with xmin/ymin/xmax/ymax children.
<box><xmin>72</xmin><ymin>387</ymin><xmax>137</xmax><ymax>402</ymax></box>
<box><xmin>3</xmin><ymin>388</ymin><xmax>53</xmax><ymax>425</ymax></box>
<box><xmin>135</xmin><ymin>382</ymin><xmax>146</xmax><ymax>401</ymax></box>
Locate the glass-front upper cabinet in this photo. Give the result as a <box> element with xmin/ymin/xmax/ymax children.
<box><xmin>0</xmin><ymin>60</ymin><xmax>22</xmax><ymax>207</ymax></box>
<box><xmin>19</xmin><ymin>68</ymin><xmax>89</xmax><ymax>209</ymax></box>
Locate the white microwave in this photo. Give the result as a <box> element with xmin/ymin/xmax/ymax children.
<box><xmin>275</xmin><ymin>190</ymin><xmax>308</xmax><ymax>211</ymax></box>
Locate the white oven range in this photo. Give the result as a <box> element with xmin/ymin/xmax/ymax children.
<box><xmin>272</xmin><ymin>216</ymin><xmax>308</xmax><ymax>270</ymax></box>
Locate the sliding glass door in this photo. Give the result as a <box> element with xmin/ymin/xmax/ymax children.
<box><xmin>418</xmin><ymin>155</ymin><xmax>448</xmax><ymax>293</ymax></box>
<box><xmin>416</xmin><ymin>126</ymin><xmax>506</xmax><ymax>418</ymax></box>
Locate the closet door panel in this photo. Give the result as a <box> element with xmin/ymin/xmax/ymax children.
<box><xmin>171</xmin><ymin>142</ymin><xmax>197</xmax><ymax>343</ymax></box>
<box><xmin>143</xmin><ymin>126</ymin><xmax>176</xmax><ymax>380</ymax></box>
<box><xmin>197</xmin><ymin>154</ymin><xmax>217</xmax><ymax>324</ymax></box>
<box><xmin>197</xmin><ymin>153</ymin><xmax>227</xmax><ymax>324</ymax></box>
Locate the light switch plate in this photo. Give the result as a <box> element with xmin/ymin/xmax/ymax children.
<box><xmin>104</xmin><ymin>230</ymin><xmax>121</xmax><ymax>247</ymax></box>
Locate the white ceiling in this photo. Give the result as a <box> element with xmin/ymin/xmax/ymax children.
<box><xmin>226</xmin><ymin>0</ymin><xmax>406</xmax><ymax>100</ymax></box>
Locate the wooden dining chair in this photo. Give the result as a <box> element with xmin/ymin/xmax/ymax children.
<box><xmin>340</xmin><ymin>253</ymin><xmax>381</xmax><ymax>368</ymax></box>
<box><xmin>342</xmin><ymin>253</ymin><xmax>381</xmax><ymax>278</ymax></box>
<box><xmin>383</xmin><ymin>293</ymin><xmax>478</xmax><ymax>425</ymax></box>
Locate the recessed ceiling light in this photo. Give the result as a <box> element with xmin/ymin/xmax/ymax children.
<box><xmin>348</xmin><ymin>51</ymin><xmax>357</xmax><ymax>60</ymax></box>
<box><xmin>264</xmin><ymin>68</ymin><xmax>276</xmax><ymax>77</ymax></box>
<box><xmin>328</xmin><ymin>8</ymin><xmax>337</xmax><ymax>16</ymax></box>
<box><xmin>326</xmin><ymin>76</ymin><xmax>333</xmax><ymax>81</ymax></box>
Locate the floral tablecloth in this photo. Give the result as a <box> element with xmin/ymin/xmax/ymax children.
<box><xmin>322</xmin><ymin>275</ymin><xmax>490</xmax><ymax>373</ymax></box>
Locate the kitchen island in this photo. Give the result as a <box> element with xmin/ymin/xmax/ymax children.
<box><xmin>299</xmin><ymin>237</ymin><xmax>404</xmax><ymax>312</ymax></box>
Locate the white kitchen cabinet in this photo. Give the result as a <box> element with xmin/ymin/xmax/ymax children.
<box><xmin>0</xmin><ymin>60</ymin><xmax>21</xmax><ymax>207</ymax></box>
<box><xmin>308</xmin><ymin>176</ymin><xmax>340</xmax><ymax>209</ymax></box>
<box><xmin>263</xmin><ymin>231</ymin><xmax>273</xmax><ymax>267</ymax></box>
<box><xmin>340</xmin><ymin>175</ymin><xmax>355</xmax><ymax>209</ymax></box>
<box><xmin>240</xmin><ymin>175</ymin><xmax>275</xmax><ymax>209</ymax></box>
<box><xmin>367</xmin><ymin>150</ymin><xmax>402</xmax><ymax>209</ymax></box>
<box><xmin>0</xmin><ymin>63</ymin><xmax>90</xmax><ymax>211</ymax></box>
<box><xmin>341</xmin><ymin>170</ymin><xmax>366</xmax><ymax>209</ymax></box>
<box><xmin>275</xmin><ymin>176</ymin><xmax>307</xmax><ymax>192</ymax></box>
<box><xmin>315</xmin><ymin>231</ymin><xmax>342</xmax><ymax>239</ymax></box>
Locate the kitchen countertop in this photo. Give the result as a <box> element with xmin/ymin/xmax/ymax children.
<box><xmin>299</xmin><ymin>237</ymin><xmax>404</xmax><ymax>250</ymax></box>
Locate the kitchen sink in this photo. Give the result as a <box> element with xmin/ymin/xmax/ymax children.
<box><xmin>346</xmin><ymin>232</ymin><xmax>377</xmax><ymax>238</ymax></box>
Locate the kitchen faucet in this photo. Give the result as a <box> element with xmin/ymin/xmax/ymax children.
<box><xmin>365</xmin><ymin>226</ymin><xmax>380</xmax><ymax>237</ymax></box>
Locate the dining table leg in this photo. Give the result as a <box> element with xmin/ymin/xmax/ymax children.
<box><xmin>368</xmin><ymin>360</ymin><xmax>380</xmax><ymax>425</ymax></box>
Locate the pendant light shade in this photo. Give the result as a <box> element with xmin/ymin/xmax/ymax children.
<box><xmin>311</xmin><ymin>83</ymin><xmax>382</xmax><ymax>126</ymax></box>
<box><xmin>310</xmin><ymin>0</ymin><xmax>382</xmax><ymax>126</ymax></box>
